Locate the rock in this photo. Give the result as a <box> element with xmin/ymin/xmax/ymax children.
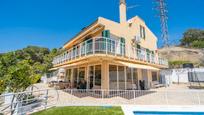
<box><xmin>158</xmin><ymin>46</ymin><xmax>204</xmax><ymax>67</ymax></box>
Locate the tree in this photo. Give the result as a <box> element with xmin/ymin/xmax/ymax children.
<box><xmin>6</xmin><ymin>60</ymin><xmax>33</xmax><ymax>92</ymax></box>
<box><xmin>0</xmin><ymin>52</ymin><xmax>17</xmax><ymax>93</ymax></box>
<box><xmin>180</xmin><ymin>29</ymin><xmax>204</xmax><ymax>47</ymax></box>
<box><xmin>0</xmin><ymin>46</ymin><xmax>61</xmax><ymax>94</ymax></box>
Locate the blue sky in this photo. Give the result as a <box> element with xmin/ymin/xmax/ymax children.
<box><xmin>0</xmin><ymin>0</ymin><xmax>203</xmax><ymax>53</ymax></box>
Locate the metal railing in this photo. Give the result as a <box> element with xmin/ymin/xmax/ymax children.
<box><xmin>61</xmin><ymin>89</ymin><xmax>204</xmax><ymax>106</ymax></box>
<box><xmin>52</xmin><ymin>37</ymin><xmax>168</xmax><ymax>66</ymax></box>
<box><xmin>1</xmin><ymin>89</ymin><xmax>204</xmax><ymax>114</ymax></box>
<box><xmin>0</xmin><ymin>89</ymin><xmax>59</xmax><ymax>115</ymax></box>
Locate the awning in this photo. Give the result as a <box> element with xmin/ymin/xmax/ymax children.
<box><xmin>118</xmin><ymin>61</ymin><xmax>160</xmax><ymax>71</ymax></box>
<box><xmin>49</xmin><ymin>61</ymin><xmax>88</xmax><ymax>71</ymax></box>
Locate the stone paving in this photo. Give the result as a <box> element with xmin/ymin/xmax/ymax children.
<box><xmin>33</xmin><ymin>83</ymin><xmax>204</xmax><ymax>106</ymax></box>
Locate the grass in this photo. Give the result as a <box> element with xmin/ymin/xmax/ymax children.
<box><xmin>32</xmin><ymin>106</ymin><xmax>124</xmax><ymax>115</ymax></box>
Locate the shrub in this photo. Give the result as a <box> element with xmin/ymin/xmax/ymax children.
<box><xmin>169</xmin><ymin>60</ymin><xmax>190</xmax><ymax>68</ymax></box>
<box><xmin>192</xmin><ymin>41</ymin><xmax>204</xmax><ymax>48</ymax></box>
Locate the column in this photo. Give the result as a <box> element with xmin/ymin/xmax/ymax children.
<box><xmin>71</xmin><ymin>68</ymin><xmax>74</xmax><ymax>88</ymax></box>
<box><xmin>101</xmin><ymin>61</ymin><xmax>109</xmax><ymax>90</ymax></box>
<box><xmin>137</xmin><ymin>69</ymin><xmax>142</xmax><ymax>90</ymax></box>
<box><xmin>157</xmin><ymin>70</ymin><xmax>160</xmax><ymax>82</ymax></box>
<box><xmin>85</xmin><ymin>65</ymin><xmax>89</xmax><ymax>89</ymax></box>
<box><xmin>117</xmin><ymin>66</ymin><xmax>119</xmax><ymax>90</ymax></box>
<box><xmin>147</xmin><ymin>70</ymin><xmax>152</xmax><ymax>89</ymax></box>
<box><xmin>124</xmin><ymin>67</ymin><xmax>127</xmax><ymax>90</ymax></box>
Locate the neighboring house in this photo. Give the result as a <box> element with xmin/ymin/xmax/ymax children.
<box><xmin>50</xmin><ymin>0</ymin><xmax>168</xmax><ymax>90</ymax></box>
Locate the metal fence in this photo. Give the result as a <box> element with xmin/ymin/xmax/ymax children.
<box><xmin>1</xmin><ymin>89</ymin><xmax>204</xmax><ymax>114</ymax></box>
<box><xmin>0</xmin><ymin>89</ymin><xmax>59</xmax><ymax>115</ymax></box>
<box><xmin>61</xmin><ymin>89</ymin><xmax>204</xmax><ymax>106</ymax></box>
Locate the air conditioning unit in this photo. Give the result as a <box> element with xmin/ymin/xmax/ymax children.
<box><xmin>132</xmin><ymin>35</ymin><xmax>141</xmax><ymax>43</ymax></box>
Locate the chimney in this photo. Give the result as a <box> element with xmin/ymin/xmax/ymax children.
<box><xmin>119</xmin><ymin>0</ymin><xmax>127</xmax><ymax>24</ymax></box>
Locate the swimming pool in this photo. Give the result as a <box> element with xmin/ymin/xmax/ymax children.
<box><xmin>134</xmin><ymin>111</ymin><xmax>204</xmax><ymax>115</ymax></box>
<box><xmin>122</xmin><ymin>105</ymin><xmax>204</xmax><ymax>115</ymax></box>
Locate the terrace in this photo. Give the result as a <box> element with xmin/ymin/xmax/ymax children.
<box><xmin>52</xmin><ymin>37</ymin><xmax>168</xmax><ymax>67</ymax></box>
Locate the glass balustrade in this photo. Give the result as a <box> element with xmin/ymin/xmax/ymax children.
<box><xmin>52</xmin><ymin>37</ymin><xmax>168</xmax><ymax>66</ymax></box>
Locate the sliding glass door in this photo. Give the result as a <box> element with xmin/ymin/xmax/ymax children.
<box><xmin>142</xmin><ymin>69</ymin><xmax>148</xmax><ymax>89</ymax></box>
<box><xmin>95</xmin><ymin>65</ymin><xmax>101</xmax><ymax>87</ymax></box>
<box><xmin>118</xmin><ymin>66</ymin><xmax>125</xmax><ymax>90</ymax></box>
<box><xmin>88</xmin><ymin>65</ymin><xmax>101</xmax><ymax>89</ymax></box>
<box><xmin>66</xmin><ymin>69</ymin><xmax>72</xmax><ymax>82</ymax></box>
<box><xmin>88</xmin><ymin>66</ymin><xmax>94</xmax><ymax>89</ymax></box>
<box><xmin>109</xmin><ymin>65</ymin><xmax>139</xmax><ymax>90</ymax></box>
<box><xmin>73</xmin><ymin>68</ymin><xmax>78</xmax><ymax>88</ymax></box>
<box><xmin>109</xmin><ymin>65</ymin><xmax>117</xmax><ymax>90</ymax></box>
<box><xmin>78</xmin><ymin>67</ymin><xmax>85</xmax><ymax>82</ymax></box>
<box><xmin>133</xmin><ymin>68</ymin><xmax>138</xmax><ymax>89</ymax></box>
<box><xmin>126</xmin><ymin>67</ymin><xmax>132</xmax><ymax>89</ymax></box>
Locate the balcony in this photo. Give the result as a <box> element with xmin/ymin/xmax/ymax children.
<box><xmin>52</xmin><ymin>37</ymin><xmax>168</xmax><ymax>67</ymax></box>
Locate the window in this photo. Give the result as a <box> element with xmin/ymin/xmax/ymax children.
<box><xmin>78</xmin><ymin>67</ymin><xmax>85</xmax><ymax>82</ymax></box>
<box><xmin>152</xmin><ymin>72</ymin><xmax>157</xmax><ymax>81</ymax></box>
<box><xmin>120</xmin><ymin>37</ymin><xmax>126</xmax><ymax>55</ymax></box>
<box><xmin>73</xmin><ymin>68</ymin><xmax>78</xmax><ymax>88</ymax></box>
<box><xmin>140</xmin><ymin>25</ymin><xmax>146</xmax><ymax>39</ymax></box>
<box><xmin>88</xmin><ymin>65</ymin><xmax>101</xmax><ymax>89</ymax></box>
<box><xmin>86</xmin><ymin>39</ymin><xmax>93</xmax><ymax>54</ymax></box>
<box><xmin>89</xmin><ymin>66</ymin><xmax>94</xmax><ymax>89</ymax></box>
<box><xmin>126</xmin><ymin>67</ymin><xmax>132</xmax><ymax>89</ymax></box>
<box><xmin>146</xmin><ymin>49</ymin><xmax>151</xmax><ymax>62</ymax></box>
<box><xmin>109</xmin><ymin>65</ymin><xmax>118</xmax><ymax>90</ymax></box>
<box><xmin>133</xmin><ymin>68</ymin><xmax>138</xmax><ymax>85</ymax></box>
<box><xmin>95</xmin><ymin>65</ymin><xmax>101</xmax><ymax>86</ymax></box>
<box><xmin>118</xmin><ymin>66</ymin><xmax>125</xmax><ymax>90</ymax></box>
<box><xmin>66</xmin><ymin>69</ymin><xmax>72</xmax><ymax>81</ymax></box>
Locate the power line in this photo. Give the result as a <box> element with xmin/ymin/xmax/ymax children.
<box><xmin>155</xmin><ymin>0</ymin><xmax>169</xmax><ymax>47</ymax></box>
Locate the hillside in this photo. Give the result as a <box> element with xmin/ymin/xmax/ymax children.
<box><xmin>158</xmin><ymin>46</ymin><xmax>204</xmax><ymax>67</ymax></box>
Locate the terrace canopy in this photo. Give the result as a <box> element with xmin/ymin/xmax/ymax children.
<box><xmin>118</xmin><ymin>61</ymin><xmax>160</xmax><ymax>71</ymax></box>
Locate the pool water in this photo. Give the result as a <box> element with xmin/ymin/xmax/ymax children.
<box><xmin>134</xmin><ymin>111</ymin><xmax>204</xmax><ymax>115</ymax></box>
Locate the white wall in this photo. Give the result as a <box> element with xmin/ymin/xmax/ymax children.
<box><xmin>160</xmin><ymin>68</ymin><xmax>204</xmax><ymax>84</ymax></box>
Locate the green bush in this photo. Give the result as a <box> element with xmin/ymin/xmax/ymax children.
<box><xmin>192</xmin><ymin>41</ymin><xmax>204</xmax><ymax>48</ymax></box>
<box><xmin>169</xmin><ymin>60</ymin><xmax>190</xmax><ymax>68</ymax></box>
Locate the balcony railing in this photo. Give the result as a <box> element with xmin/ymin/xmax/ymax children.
<box><xmin>52</xmin><ymin>37</ymin><xmax>168</xmax><ymax>66</ymax></box>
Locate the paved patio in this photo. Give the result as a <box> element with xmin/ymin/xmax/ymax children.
<box><xmin>32</xmin><ymin>83</ymin><xmax>204</xmax><ymax>106</ymax></box>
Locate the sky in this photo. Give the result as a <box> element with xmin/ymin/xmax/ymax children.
<box><xmin>0</xmin><ymin>0</ymin><xmax>203</xmax><ymax>53</ymax></box>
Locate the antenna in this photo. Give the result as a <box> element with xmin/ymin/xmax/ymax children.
<box><xmin>127</xmin><ymin>4</ymin><xmax>140</xmax><ymax>10</ymax></box>
<box><xmin>155</xmin><ymin>0</ymin><xmax>169</xmax><ymax>47</ymax></box>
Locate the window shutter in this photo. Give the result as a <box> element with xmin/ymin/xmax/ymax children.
<box><xmin>120</xmin><ymin>37</ymin><xmax>125</xmax><ymax>43</ymax></box>
<box><xmin>140</xmin><ymin>25</ymin><xmax>143</xmax><ymax>38</ymax></box>
<box><xmin>137</xmin><ymin>44</ymin><xmax>141</xmax><ymax>49</ymax></box>
<box><xmin>102</xmin><ymin>30</ymin><xmax>110</xmax><ymax>38</ymax></box>
<box><xmin>106</xmin><ymin>30</ymin><xmax>110</xmax><ymax>38</ymax></box>
<box><xmin>143</xmin><ymin>27</ymin><xmax>146</xmax><ymax>39</ymax></box>
<box><xmin>102</xmin><ymin>30</ymin><xmax>106</xmax><ymax>37</ymax></box>
<box><xmin>152</xmin><ymin>51</ymin><xmax>154</xmax><ymax>54</ymax></box>
<box><xmin>146</xmin><ymin>49</ymin><xmax>150</xmax><ymax>53</ymax></box>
